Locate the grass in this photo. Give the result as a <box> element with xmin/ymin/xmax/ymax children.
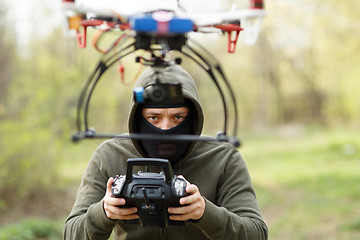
<box><xmin>241</xmin><ymin>126</ymin><xmax>360</xmax><ymax>240</ymax></box>
<box><xmin>1</xmin><ymin>126</ymin><xmax>359</xmax><ymax>240</ymax></box>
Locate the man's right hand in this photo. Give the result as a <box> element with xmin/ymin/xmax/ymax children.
<box><xmin>103</xmin><ymin>177</ymin><xmax>139</xmax><ymax>220</ymax></box>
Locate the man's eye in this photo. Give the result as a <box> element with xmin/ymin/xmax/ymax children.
<box><xmin>149</xmin><ymin>116</ymin><xmax>158</xmax><ymax>121</ymax></box>
<box><xmin>175</xmin><ymin>116</ymin><xmax>184</xmax><ymax>121</ymax></box>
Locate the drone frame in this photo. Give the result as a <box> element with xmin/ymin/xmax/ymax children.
<box><xmin>72</xmin><ymin>31</ymin><xmax>240</xmax><ymax>147</ymax></box>
<box><xmin>63</xmin><ymin>1</ymin><xmax>267</xmax><ymax>147</ymax></box>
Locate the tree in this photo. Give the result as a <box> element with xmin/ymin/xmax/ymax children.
<box><xmin>0</xmin><ymin>1</ymin><xmax>15</xmax><ymax>115</ymax></box>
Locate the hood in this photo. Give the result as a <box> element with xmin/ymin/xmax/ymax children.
<box><xmin>128</xmin><ymin>64</ymin><xmax>204</xmax><ymax>161</ymax></box>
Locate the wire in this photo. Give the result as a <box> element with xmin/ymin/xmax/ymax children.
<box><xmin>92</xmin><ymin>29</ymin><xmax>108</xmax><ymax>54</ymax></box>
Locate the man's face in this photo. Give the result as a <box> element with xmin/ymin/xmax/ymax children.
<box><xmin>142</xmin><ymin>107</ymin><xmax>189</xmax><ymax>130</ymax></box>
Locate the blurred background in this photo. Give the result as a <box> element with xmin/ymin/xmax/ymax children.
<box><xmin>0</xmin><ymin>0</ymin><xmax>359</xmax><ymax>239</ymax></box>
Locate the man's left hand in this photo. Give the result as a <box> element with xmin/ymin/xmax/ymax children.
<box><xmin>168</xmin><ymin>177</ymin><xmax>205</xmax><ymax>221</ymax></box>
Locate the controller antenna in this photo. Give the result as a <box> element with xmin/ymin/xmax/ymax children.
<box><xmin>142</xmin><ymin>188</ymin><xmax>151</xmax><ymax>208</ymax></box>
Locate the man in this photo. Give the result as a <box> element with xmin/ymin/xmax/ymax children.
<box><xmin>64</xmin><ymin>65</ymin><xmax>268</xmax><ymax>240</ymax></box>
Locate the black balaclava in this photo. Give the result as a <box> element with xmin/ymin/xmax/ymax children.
<box><xmin>135</xmin><ymin>100</ymin><xmax>195</xmax><ymax>165</ymax></box>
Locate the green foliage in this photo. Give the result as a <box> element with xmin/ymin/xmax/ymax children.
<box><xmin>0</xmin><ymin>25</ymin><xmax>134</xmax><ymax>208</ymax></box>
<box><xmin>0</xmin><ymin>218</ymin><xmax>63</xmax><ymax>240</ymax></box>
<box><xmin>0</xmin><ymin>28</ymin><xmax>90</xmax><ymax>206</ymax></box>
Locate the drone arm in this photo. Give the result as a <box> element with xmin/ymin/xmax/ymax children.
<box><xmin>74</xmin><ymin>39</ymin><xmax>136</xmax><ymax>134</ymax></box>
<box><xmin>75</xmin><ymin>19</ymin><xmax>114</xmax><ymax>48</ymax></box>
<box><xmin>75</xmin><ymin>60</ymin><xmax>106</xmax><ymax>132</ymax></box>
<box><xmin>181</xmin><ymin>46</ymin><xmax>228</xmax><ymax>136</ymax></box>
<box><xmin>83</xmin><ymin>46</ymin><xmax>137</xmax><ymax>131</ymax></box>
<box><xmin>214</xmin><ymin>24</ymin><xmax>243</xmax><ymax>53</ymax></box>
<box><xmin>189</xmin><ymin>40</ymin><xmax>239</xmax><ymax>139</ymax></box>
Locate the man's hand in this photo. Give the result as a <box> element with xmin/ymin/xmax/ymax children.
<box><xmin>103</xmin><ymin>177</ymin><xmax>139</xmax><ymax>220</ymax></box>
<box><xmin>168</xmin><ymin>177</ymin><xmax>205</xmax><ymax>221</ymax></box>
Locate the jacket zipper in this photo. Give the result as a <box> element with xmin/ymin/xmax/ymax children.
<box><xmin>160</xmin><ymin>228</ymin><xmax>168</xmax><ymax>239</ymax></box>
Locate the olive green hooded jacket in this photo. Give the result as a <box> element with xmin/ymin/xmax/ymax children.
<box><xmin>63</xmin><ymin>65</ymin><xmax>268</xmax><ymax>240</ymax></box>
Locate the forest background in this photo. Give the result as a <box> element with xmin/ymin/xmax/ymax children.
<box><xmin>0</xmin><ymin>0</ymin><xmax>359</xmax><ymax>239</ymax></box>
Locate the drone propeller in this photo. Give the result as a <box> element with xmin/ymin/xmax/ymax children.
<box><xmin>62</xmin><ymin>0</ymin><xmax>266</xmax><ymax>50</ymax></box>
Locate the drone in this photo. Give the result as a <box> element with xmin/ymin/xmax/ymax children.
<box><xmin>61</xmin><ymin>0</ymin><xmax>266</xmax><ymax>147</ymax></box>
